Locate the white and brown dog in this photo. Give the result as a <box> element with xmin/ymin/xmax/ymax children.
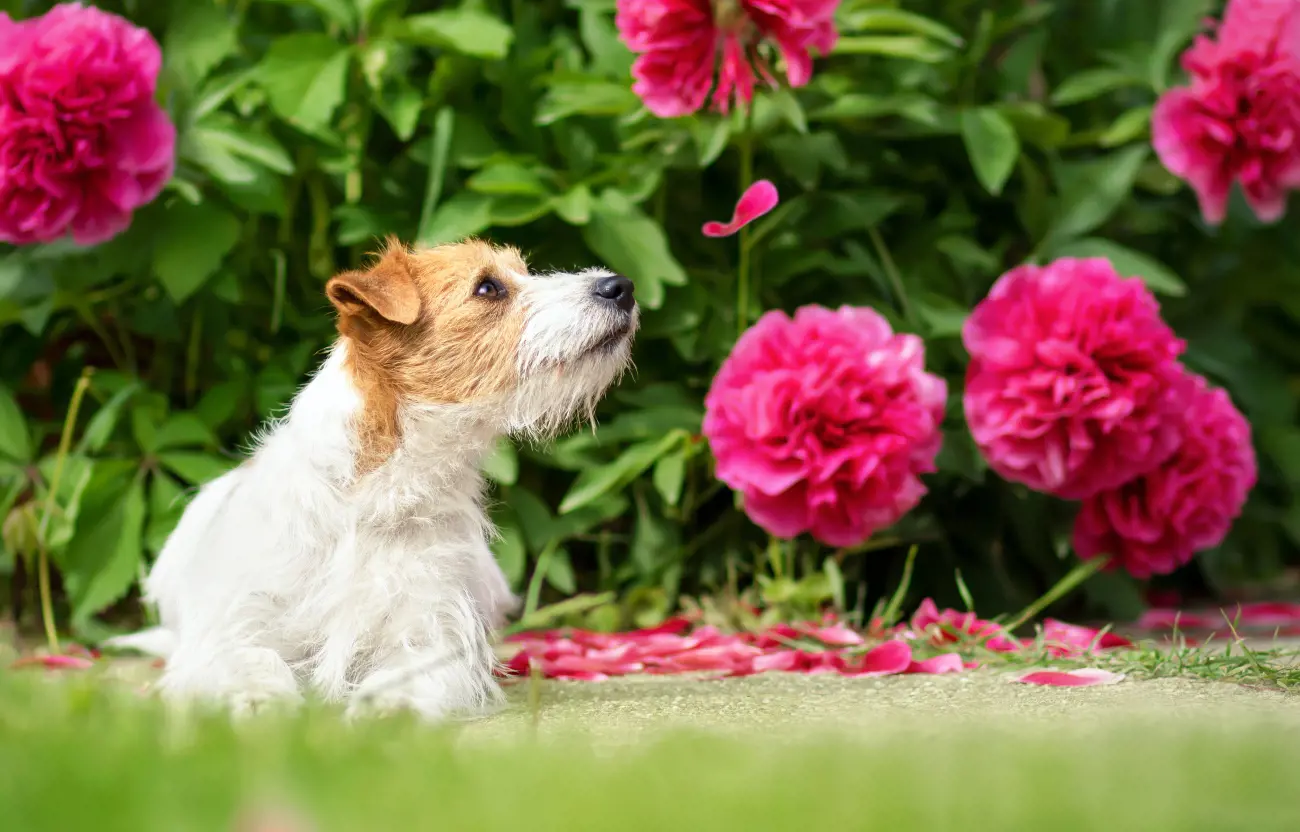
<box><xmin>109</xmin><ymin>238</ymin><xmax>637</xmax><ymax>719</ymax></box>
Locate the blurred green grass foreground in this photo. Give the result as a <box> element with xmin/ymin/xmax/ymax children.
<box><xmin>3</xmin><ymin>671</ymin><xmax>1300</xmax><ymax>832</ymax></box>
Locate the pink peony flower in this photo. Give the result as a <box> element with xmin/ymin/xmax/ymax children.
<box><xmin>963</xmin><ymin>258</ymin><xmax>1189</xmax><ymax>500</ymax></box>
<box><xmin>703</xmin><ymin>180</ymin><xmax>779</xmax><ymax>237</ymax></box>
<box><xmin>615</xmin><ymin>0</ymin><xmax>839</xmax><ymax>117</ymax></box>
<box><xmin>1072</xmin><ymin>373</ymin><xmax>1257</xmax><ymax>579</ymax></box>
<box><xmin>704</xmin><ymin>305</ymin><xmax>946</xmax><ymax>547</ymax></box>
<box><xmin>1152</xmin><ymin>0</ymin><xmax>1300</xmax><ymax>224</ymax></box>
<box><xmin>0</xmin><ymin>3</ymin><xmax>175</xmax><ymax>245</ymax></box>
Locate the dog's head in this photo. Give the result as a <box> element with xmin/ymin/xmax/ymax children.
<box><xmin>326</xmin><ymin>237</ymin><xmax>637</xmax><ymax>459</ymax></box>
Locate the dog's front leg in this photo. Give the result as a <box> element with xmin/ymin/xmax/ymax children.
<box><xmin>158</xmin><ymin>644</ymin><xmax>302</xmax><ymax>717</ymax></box>
<box><xmin>345</xmin><ymin>604</ymin><xmax>502</xmax><ymax>722</ymax></box>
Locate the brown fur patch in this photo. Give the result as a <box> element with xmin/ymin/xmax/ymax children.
<box><xmin>325</xmin><ymin>237</ymin><xmax>529</xmax><ymax>477</ymax></box>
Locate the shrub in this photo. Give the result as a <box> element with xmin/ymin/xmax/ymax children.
<box><xmin>1</xmin><ymin>0</ymin><xmax>1296</xmax><ymax>639</ymax></box>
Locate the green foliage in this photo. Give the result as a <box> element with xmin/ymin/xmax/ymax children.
<box><xmin>1</xmin><ymin>0</ymin><xmax>1296</xmax><ymax>637</ymax></box>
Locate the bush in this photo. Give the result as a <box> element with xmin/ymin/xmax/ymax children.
<box><xmin>1</xmin><ymin>0</ymin><xmax>1296</xmax><ymax>638</ymax></box>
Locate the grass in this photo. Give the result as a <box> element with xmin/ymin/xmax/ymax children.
<box><xmin>4</xmin><ymin>670</ymin><xmax>1300</xmax><ymax>832</ymax></box>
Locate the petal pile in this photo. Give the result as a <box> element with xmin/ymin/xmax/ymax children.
<box><xmin>1137</xmin><ymin>602</ymin><xmax>1300</xmax><ymax>637</ymax></box>
<box><xmin>502</xmin><ymin>617</ymin><xmax>976</xmax><ymax>682</ymax></box>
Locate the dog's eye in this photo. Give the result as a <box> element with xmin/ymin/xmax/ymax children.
<box><xmin>474</xmin><ymin>277</ymin><xmax>506</xmax><ymax>299</ymax></box>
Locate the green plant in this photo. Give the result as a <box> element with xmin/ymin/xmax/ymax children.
<box><xmin>1</xmin><ymin>0</ymin><xmax>1296</xmax><ymax>641</ymax></box>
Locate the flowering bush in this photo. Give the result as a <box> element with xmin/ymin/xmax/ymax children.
<box><xmin>1</xmin><ymin>0</ymin><xmax>1297</xmax><ymax>636</ymax></box>
<box><xmin>703</xmin><ymin>305</ymin><xmax>945</xmax><ymax>547</ymax></box>
<box><xmin>0</xmin><ymin>3</ymin><xmax>173</xmax><ymax>245</ymax></box>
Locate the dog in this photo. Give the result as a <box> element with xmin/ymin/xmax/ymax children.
<box><xmin>108</xmin><ymin>238</ymin><xmax>638</xmax><ymax>719</ymax></box>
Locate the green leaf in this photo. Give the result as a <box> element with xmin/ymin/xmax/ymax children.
<box><xmin>77</xmin><ymin>382</ymin><xmax>142</xmax><ymax>455</ymax></box>
<box><xmin>582</xmin><ymin>191</ymin><xmax>688</xmax><ymax>310</ymax></box>
<box><xmin>418</xmin><ymin>192</ymin><xmax>493</xmax><ymax>247</ymax></box>
<box><xmin>159</xmin><ymin>451</ymin><xmax>238</xmax><ymax>486</ymax></box>
<box><xmin>536</xmin><ymin>80</ymin><xmax>639</xmax><ymax>126</ymax></box>
<box><xmin>553</xmin><ymin>185</ymin><xmax>593</xmax><ymax>225</ymax></box>
<box><xmin>483</xmin><ymin>439</ymin><xmax>518</xmax><ymax>486</ymax></box>
<box><xmin>491</xmin><ymin>512</ymin><xmax>527</xmax><ymax>587</ymax></box>
<box><xmin>631</xmin><ymin>491</ymin><xmax>679</xmax><ymax>577</ymax></box>
<box><xmin>960</xmin><ymin>107</ymin><xmax>1020</xmax><ymax>196</ymax></box>
<box><xmin>153</xmin><ymin>202</ymin><xmax>242</xmax><ymax>303</ymax></box>
<box><xmin>61</xmin><ymin>471</ymin><xmax>146</xmax><ymax>624</ymax></box>
<box><xmin>416</xmin><ymin>107</ymin><xmax>456</xmax><ymax>244</ymax></box>
<box><xmin>1046</xmin><ymin>238</ymin><xmax>1187</xmax><ymax>297</ymax></box>
<box><xmin>164</xmin><ymin>2</ymin><xmax>238</xmax><ymax>89</ymax></box>
<box><xmin>559</xmin><ymin>431</ymin><xmax>687</xmax><ymax>515</ymax></box>
<box><xmin>1050</xmin><ymin>68</ymin><xmax>1143</xmax><ymax>106</ymax></box>
<box><xmin>1042</xmin><ymin>145</ymin><xmax>1149</xmax><ymax>248</ymax></box>
<box><xmin>545</xmin><ymin>548</ymin><xmax>577</xmax><ymax>594</ymax></box>
<box><xmin>1097</xmin><ymin>106</ymin><xmax>1152</xmax><ymax>148</ymax></box>
<box><xmin>467</xmin><ymin>162</ymin><xmax>550</xmax><ymax>196</ymax></box>
<box><xmin>152</xmin><ymin>414</ymin><xmax>218</xmax><ymax>452</ymax></box>
<box><xmin>256</xmin><ymin>34</ymin><xmax>351</xmax><ymax>131</ymax></box>
<box><xmin>0</xmin><ymin>384</ymin><xmax>30</xmax><ymax>463</ymax></box>
<box><xmin>652</xmin><ymin>449</ymin><xmax>687</xmax><ymax>507</ymax></box>
<box><xmin>393</xmin><ymin>10</ymin><xmax>514</xmax><ymax>59</ymax></box>
<box><xmin>839</xmin><ymin>8</ymin><xmax>964</xmax><ymax>47</ymax></box>
<box><xmin>259</xmin><ymin>0</ymin><xmax>358</xmax><ymax>32</ymax></box>
<box><xmin>833</xmin><ymin>35</ymin><xmax>952</xmax><ymax>62</ymax></box>
<box><xmin>187</xmin><ymin>115</ymin><xmax>295</xmax><ymax>185</ymax></box>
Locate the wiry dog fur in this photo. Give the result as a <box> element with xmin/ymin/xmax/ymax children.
<box><xmin>108</xmin><ymin>238</ymin><xmax>638</xmax><ymax>719</ymax></box>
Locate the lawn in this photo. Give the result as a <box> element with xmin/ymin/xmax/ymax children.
<box><xmin>4</xmin><ymin>668</ymin><xmax>1300</xmax><ymax>832</ymax></box>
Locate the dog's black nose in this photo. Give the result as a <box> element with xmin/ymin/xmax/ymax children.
<box><xmin>593</xmin><ymin>274</ymin><xmax>636</xmax><ymax>313</ymax></box>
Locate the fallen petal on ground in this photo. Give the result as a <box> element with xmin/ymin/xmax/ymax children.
<box><xmin>907</xmin><ymin>653</ymin><xmax>965</xmax><ymax>674</ymax></box>
<box><xmin>1014</xmin><ymin>668</ymin><xmax>1126</xmax><ymax>687</ymax></box>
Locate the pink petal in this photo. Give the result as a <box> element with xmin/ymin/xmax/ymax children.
<box><xmin>1015</xmin><ymin>668</ymin><xmax>1126</xmax><ymax>687</ymax></box>
<box><xmin>1136</xmin><ymin>608</ymin><xmax>1215</xmax><ymax>630</ymax></box>
<box><xmin>808</xmin><ymin>623</ymin><xmax>864</xmax><ymax>647</ymax></box>
<box><xmin>840</xmin><ymin>640</ymin><xmax>913</xmax><ymax>676</ymax></box>
<box><xmin>906</xmin><ymin>653</ymin><xmax>965</xmax><ymax>674</ymax></box>
<box><xmin>701</xmin><ymin>180</ymin><xmax>779</xmax><ymax>237</ymax></box>
<box><xmin>11</xmin><ymin>654</ymin><xmax>94</xmax><ymax>670</ymax></box>
<box><xmin>1042</xmin><ymin>619</ymin><xmax>1133</xmax><ymax>654</ymax></box>
<box><xmin>1228</xmin><ymin>602</ymin><xmax>1300</xmax><ymax>627</ymax></box>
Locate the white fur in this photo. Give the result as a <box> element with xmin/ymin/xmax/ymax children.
<box><xmin>111</xmin><ymin>266</ymin><xmax>636</xmax><ymax>721</ymax></box>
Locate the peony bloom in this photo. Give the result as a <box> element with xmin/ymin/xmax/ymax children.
<box><xmin>703</xmin><ymin>179</ymin><xmax>779</xmax><ymax>237</ymax></box>
<box><xmin>963</xmin><ymin>258</ymin><xmax>1189</xmax><ymax>500</ymax></box>
<box><xmin>1072</xmin><ymin>373</ymin><xmax>1257</xmax><ymax>579</ymax></box>
<box><xmin>615</xmin><ymin>0</ymin><xmax>839</xmax><ymax>117</ymax></box>
<box><xmin>704</xmin><ymin>305</ymin><xmax>946</xmax><ymax>547</ymax></box>
<box><xmin>0</xmin><ymin>3</ymin><xmax>175</xmax><ymax>245</ymax></box>
<box><xmin>1151</xmin><ymin>0</ymin><xmax>1300</xmax><ymax>224</ymax></box>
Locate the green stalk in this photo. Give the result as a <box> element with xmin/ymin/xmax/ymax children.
<box><xmin>522</xmin><ymin>541</ymin><xmax>559</xmax><ymax>622</ymax></box>
<box><xmin>35</xmin><ymin>368</ymin><xmax>94</xmax><ymax>654</ymax></box>
<box><xmin>736</xmin><ymin>112</ymin><xmax>756</xmax><ymax>337</ymax></box>
<box><xmin>867</xmin><ymin>225</ymin><xmax>915</xmax><ymax>327</ymax></box>
<box><xmin>1004</xmin><ymin>556</ymin><xmax>1110</xmax><ymax>634</ymax></box>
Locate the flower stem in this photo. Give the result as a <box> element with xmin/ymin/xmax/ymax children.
<box><xmin>1003</xmin><ymin>556</ymin><xmax>1110</xmax><ymax>634</ymax></box>
<box><xmin>736</xmin><ymin>113</ymin><xmax>755</xmax><ymax>338</ymax></box>
<box><xmin>36</xmin><ymin>367</ymin><xmax>94</xmax><ymax>655</ymax></box>
<box><xmin>867</xmin><ymin>225</ymin><xmax>915</xmax><ymax>327</ymax></box>
<box><xmin>523</xmin><ymin>540</ymin><xmax>559</xmax><ymax>622</ymax></box>
<box><xmin>879</xmin><ymin>544</ymin><xmax>919</xmax><ymax>626</ymax></box>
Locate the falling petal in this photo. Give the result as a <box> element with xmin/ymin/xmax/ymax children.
<box><xmin>702</xmin><ymin>180</ymin><xmax>779</xmax><ymax>237</ymax></box>
<box><xmin>1014</xmin><ymin>668</ymin><xmax>1126</xmax><ymax>687</ymax></box>
<box><xmin>808</xmin><ymin>623</ymin><xmax>865</xmax><ymax>647</ymax></box>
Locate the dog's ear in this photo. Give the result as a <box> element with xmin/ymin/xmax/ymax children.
<box><xmin>326</xmin><ymin>238</ymin><xmax>421</xmax><ymax>326</ymax></box>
